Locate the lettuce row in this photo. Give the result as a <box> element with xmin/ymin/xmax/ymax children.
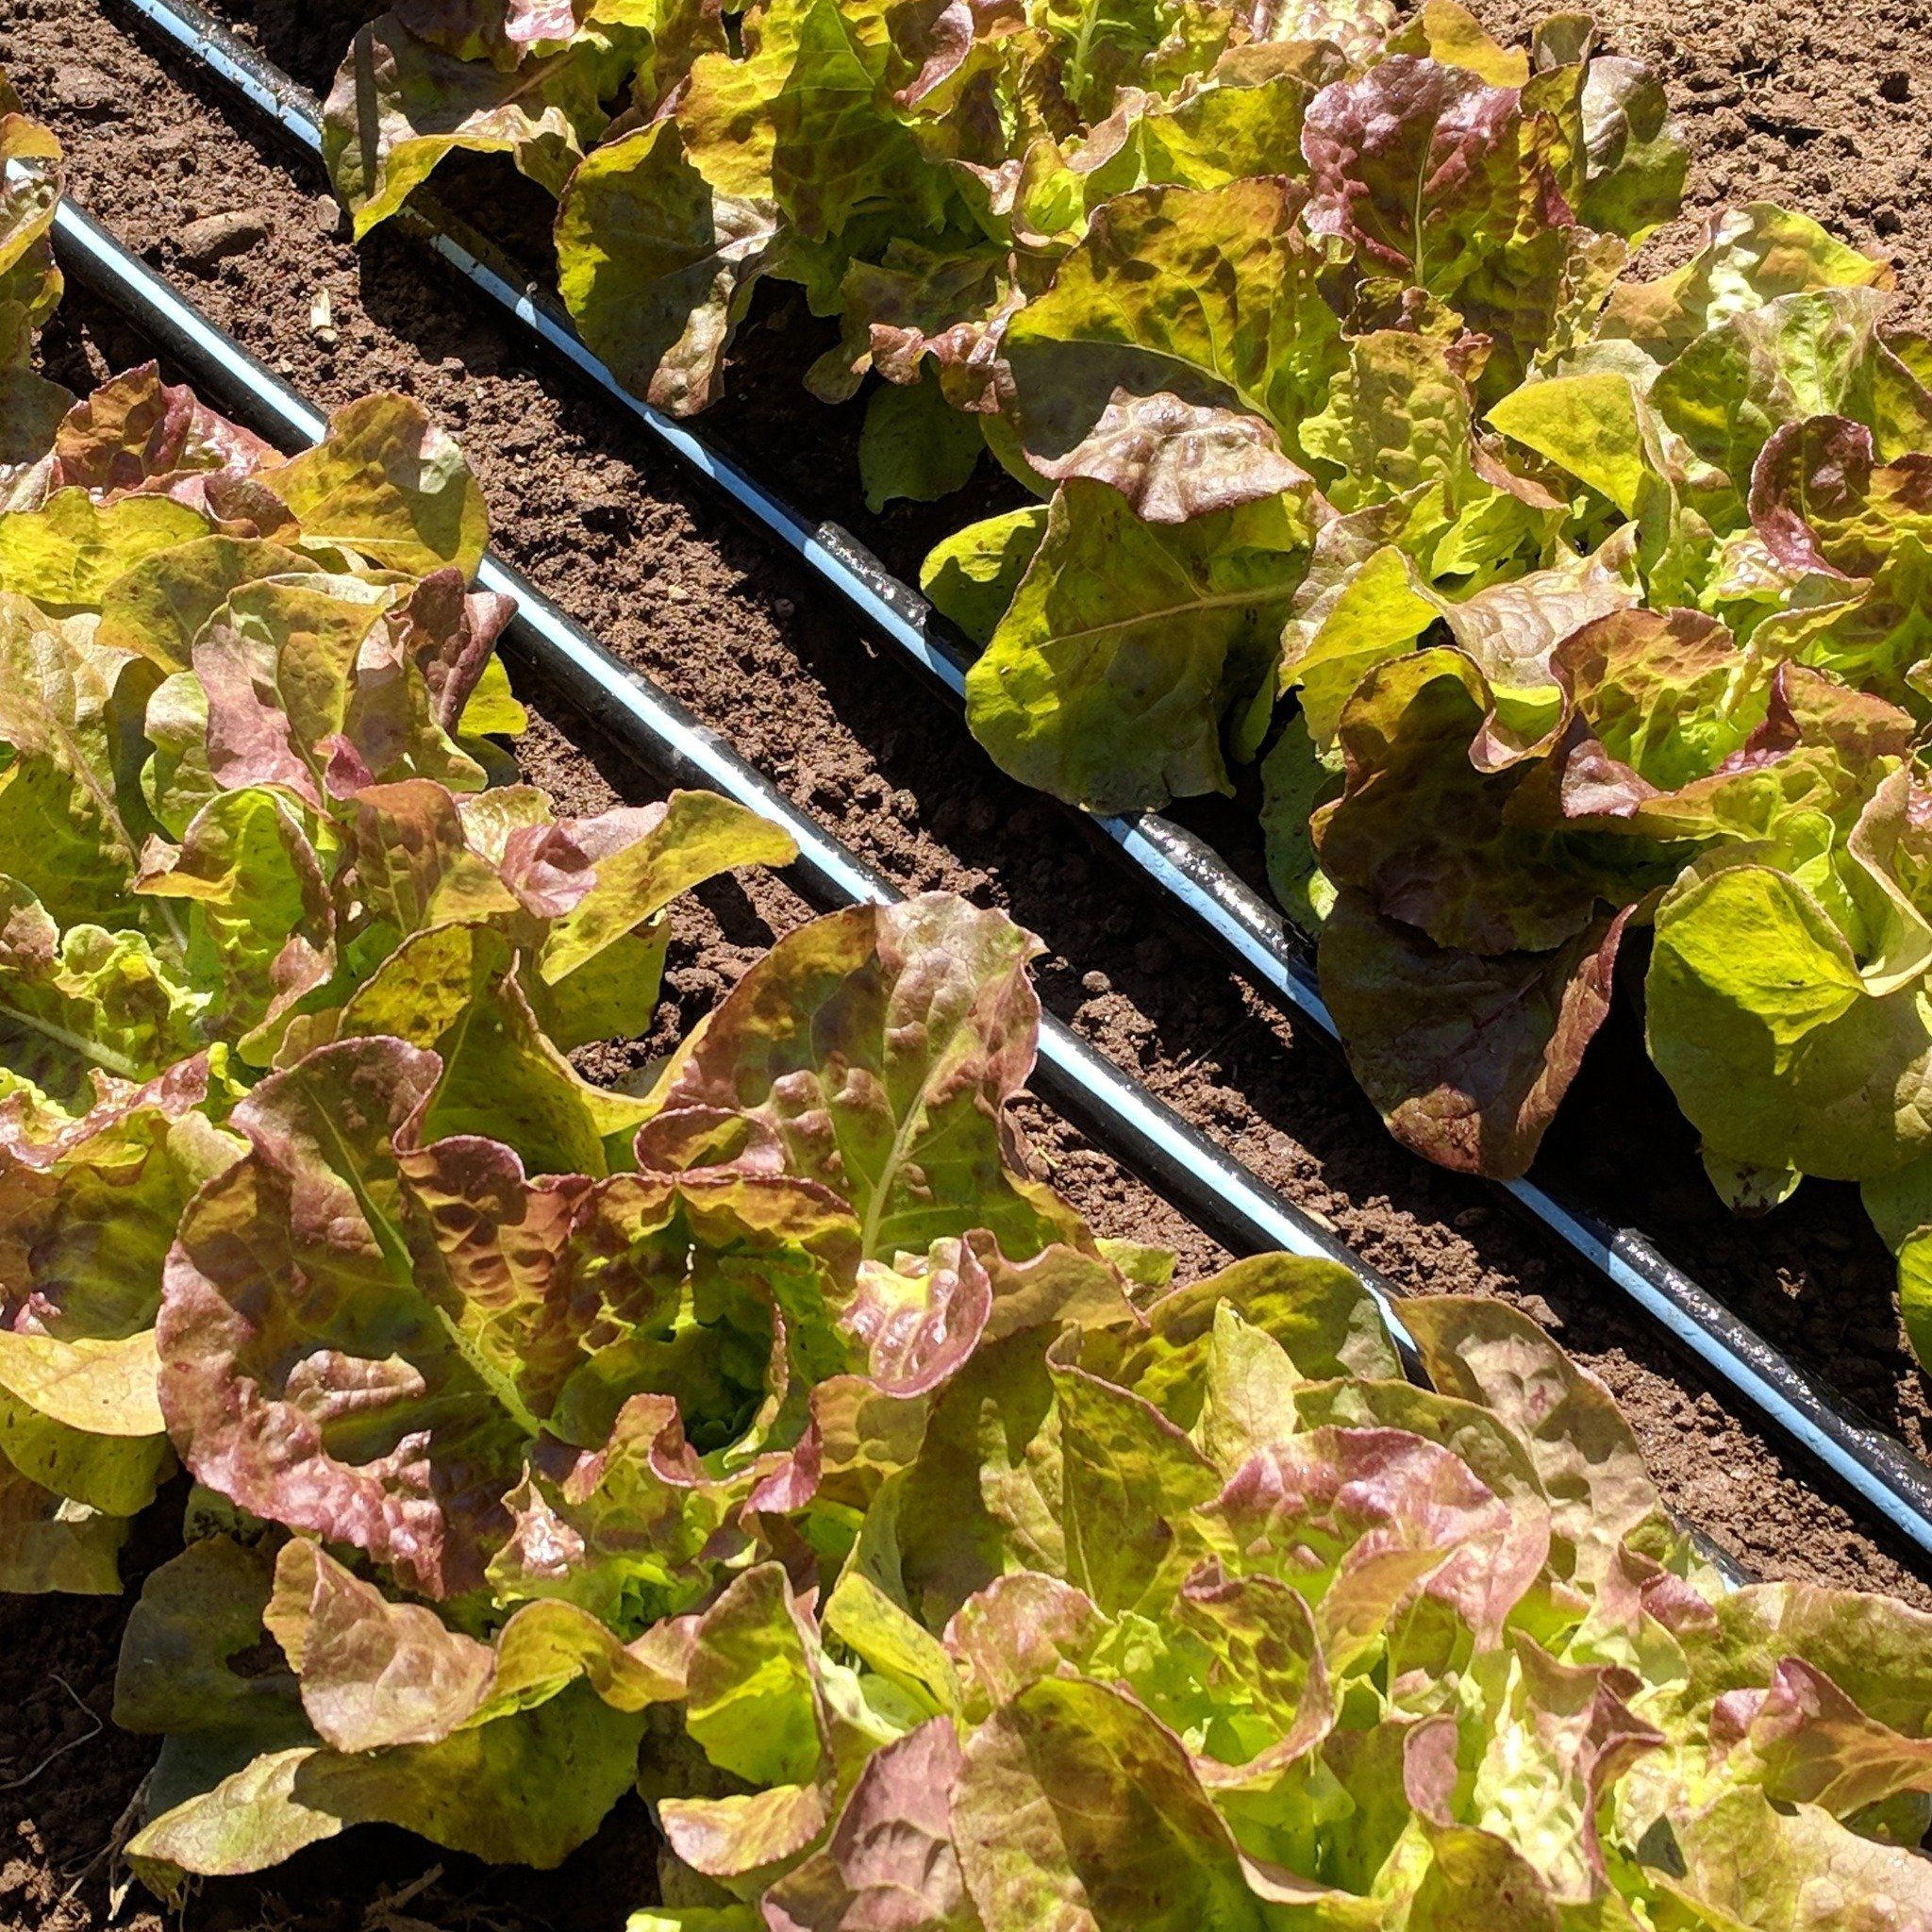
<box><xmin>0</xmin><ymin>93</ymin><xmax>794</xmax><ymax>1592</ymax></box>
<box><xmin>901</xmin><ymin>22</ymin><xmax>1932</xmax><ymax>1351</ymax></box>
<box><xmin>111</xmin><ymin>1026</ymin><xmax>1932</xmax><ymax>1925</ymax></box>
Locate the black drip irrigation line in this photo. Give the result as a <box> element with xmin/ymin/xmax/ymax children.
<box><xmin>82</xmin><ymin>0</ymin><xmax>1927</xmax><ymax>1574</ymax></box>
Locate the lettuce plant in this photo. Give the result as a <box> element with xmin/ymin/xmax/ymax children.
<box><xmin>110</xmin><ymin>891</ymin><xmax>1148</xmax><ymax>1878</ymax></box>
<box><xmin>112</xmin><ymin>1029</ymin><xmax>1932</xmax><ymax>1921</ymax></box>
<box><xmin>0</xmin><ymin>91</ymin><xmax>794</xmax><ymax>1591</ymax></box>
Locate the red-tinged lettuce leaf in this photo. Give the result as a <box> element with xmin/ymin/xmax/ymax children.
<box><xmin>852</xmin><ymin>1230</ymin><xmax>1137</xmax><ymax>1395</ymax></box>
<box><xmin>1246</xmin><ymin>0</ymin><xmax>1395</xmax><ymax>62</ymax></box>
<box><xmin>1029</xmin><ymin>0</ymin><xmax>1239</xmax><ymax>124</ymax></box>
<box><xmin>192</xmin><ymin>572</ymin><xmax>493</xmax><ymax>806</ymax></box>
<box><xmin>1279</xmin><ymin>525</ymin><xmax>1635</xmax><ymax>754</ymax></box>
<box><xmin>1301</xmin><ymin>56</ymin><xmax>1573</xmax><ymax>338</ymax></box>
<box><xmin>1289</xmin><ymin>1374</ymin><xmax>1552</xmax><ymax>1555</ymax></box>
<box><xmin>49</xmin><ymin>364</ymin><xmax>278</xmax><ymax>516</ymax></box>
<box><xmin>1317</xmin><ymin>887</ymin><xmax>1629</xmax><ymax>1179</ymax></box>
<box><xmin>1133</xmin><ymin>1561</ymin><xmax>1335</xmax><ymax>1792</ymax></box>
<box><xmin>123</xmin><ymin>1529</ymin><xmax>668</xmax><ymax>1892</ymax></box>
<box><xmin>1541</xmin><ymin>621</ymin><xmax>1903</xmax><ymax>868</ymax></box>
<box><xmin>1743</xmin><ymin>415</ymin><xmax>1932</xmax><ymax>703</ymax></box>
<box><xmin>158</xmin><ymin>1034</ymin><xmax>858</xmax><ymax>1599</ymax></box>
<box><xmin>1398</xmin><ymin>1294</ymin><xmax>1671</xmax><ymax>1588</ymax></box>
<box><xmin>1712</xmin><ymin>1656</ymin><xmax>1932</xmax><ymax>1819</ymax></box>
<box><xmin>1648</xmin><ymin>290</ymin><xmax>1927</xmax><ymax>506</ymax></box>
<box><xmin>647</xmin><ymin>892</ymin><xmax>1093</xmax><ymax>1262</ymax></box>
<box><xmin>1657</xmin><ymin>1578</ymin><xmax>1932</xmax><ymax>1741</ymax></box>
<box><xmin>325</xmin><ymin>10</ymin><xmax>637</xmax><ymax>236</ymax></box>
<box><xmin>963</xmin><ymin>479</ymin><xmax>1317</xmax><ymax>812</ymax></box>
<box><xmin>556</xmin><ymin>119</ymin><xmax>783</xmax><ymax>419</ymax></box>
<box><xmin>1311</xmin><ymin>647</ymin><xmax>1667</xmax><ymax>957</ymax></box>
<box><xmin>1295</xmin><ymin>328</ymin><xmax>1556</xmax><ymax>565</ymax></box>
<box><xmin>395</xmin><ymin>0</ymin><xmax>586</xmax><ymax>67</ymax></box>
<box><xmin>807</xmin><ymin>238</ymin><xmax>1011</xmax><ymax>410</ymax></box>
<box><xmin>316</xmin><ymin>918</ymin><xmax>654</xmax><ymax>1174</ymax></box>
<box><xmin>0</xmin><ymin>1053</ymin><xmax>233</xmax><ymax>1334</ymax></box>
<box><xmin>999</xmin><ymin>176</ymin><xmax>1343</xmax><ymax>516</ymax></box>
<box><xmin>388</xmin><ymin>566</ymin><xmax>521</xmax><ymax>735</ymax></box>
<box><xmin>1045</xmin><ymin>1356</ymin><xmax>1223</xmax><ymax>1619</ymax></box>
<box><xmin>484</xmin><ymin>1391</ymin><xmax>741</xmax><ymax>1624</ymax></box>
<box><xmin>157</xmin><ymin>1036</ymin><xmax>536</xmax><ymax>1598</ymax></box>
<box><xmin>799</xmin><ymin>1230</ymin><xmax>1138</xmax><ymax>1542</ymax></box>
<box><xmin>951</xmin><ymin>1676</ymin><xmax>1291</xmax><ymax>1932</ymax></box>
<box><xmin>0</xmin><ymin>1064</ymin><xmax>228</xmax><ymax>1578</ymax></box>
<box><xmin>264</xmin><ymin>1539</ymin><xmax>688</xmax><ymax>1750</ymax></box>
<box><xmin>942</xmin><ymin>1572</ymin><xmax>1106</xmax><ymax>1720</ymax></box>
<box><xmin>762</xmin><ymin>1717</ymin><xmax>983</xmax><ymax>1932</ymax></box>
<box><xmin>1749</xmin><ymin>414</ymin><xmax>1932</xmax><ymax>580</ymax></box>
<box><xmin>1202</xmin><ymin>1423</ymin><xmax>1539</xmax><ymax>1654</ymax></box>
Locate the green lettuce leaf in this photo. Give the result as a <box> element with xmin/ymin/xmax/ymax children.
<box><xmin>963</xmin><ymin>479</ymin><xmax>1317</xmax><ymax>811</ymax></box>
<box><xmin>999</xmin><ymin>176</ymin><xmax>1343</xmax><ymax>518</ymax></box>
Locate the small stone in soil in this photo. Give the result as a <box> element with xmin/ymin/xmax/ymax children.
<box><xmin>176</xmin><ymin>208</ymin><xmax>271</xmax><ymax>267</ymax></box>
<box><xmin>45</xmin><ymin>64</ymin><xmax>117</xmax><ymax>115</ymax></box>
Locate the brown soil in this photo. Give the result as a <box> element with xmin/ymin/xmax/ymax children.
<box><xmin>1</xmin><ymin>0</ymin><xmax>1930</xmax><ymax>1925</ymax></box>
